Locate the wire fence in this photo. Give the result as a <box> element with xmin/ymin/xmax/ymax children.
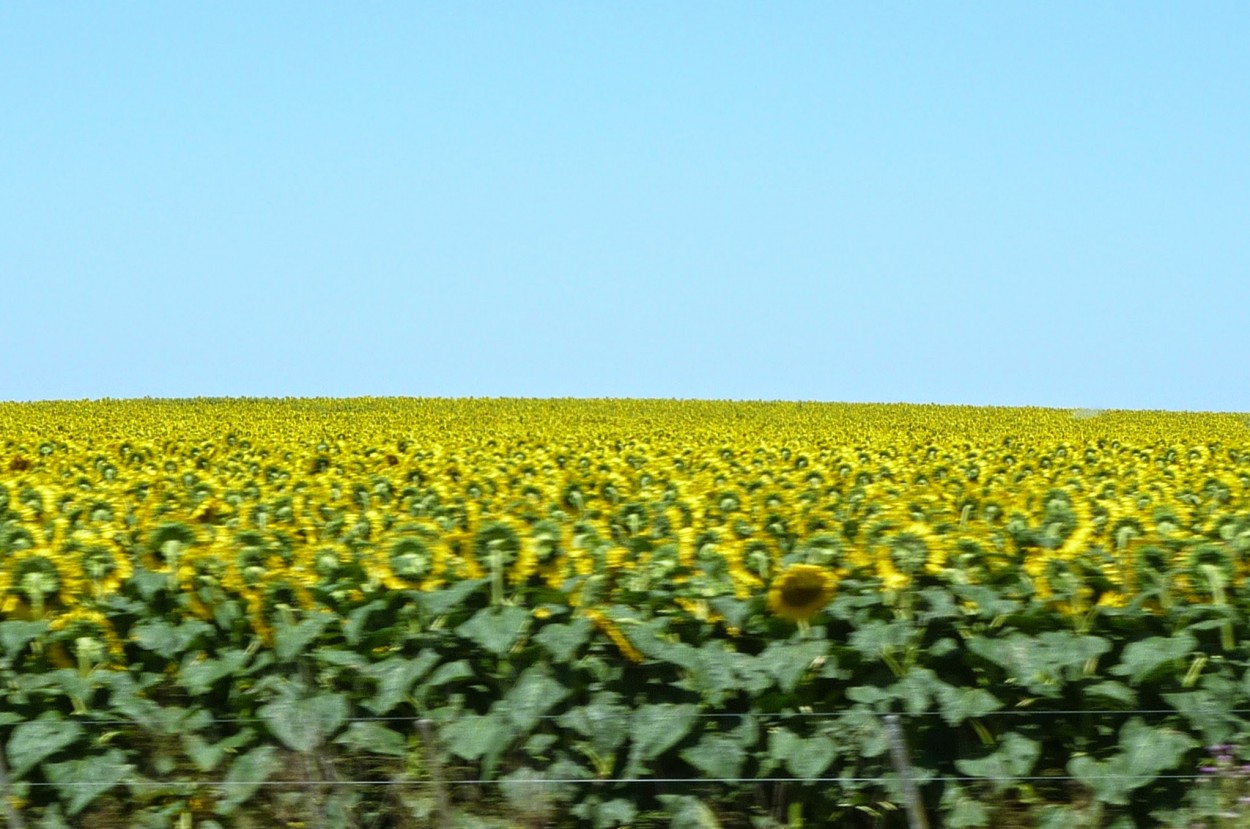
<box><xmin>2</xmin><ymin>706</ymin><xmax>1241</xmax><ymax>789</ymax></box>
<box><xmin>8</xmin><ymin>774</ymin><xmax>1232</xmax><ymax>788</ymax></box>
<box><xmin>28</xmin><ymin>706</ymin><xmax>1250</xmax><ymax>726</ymax></box>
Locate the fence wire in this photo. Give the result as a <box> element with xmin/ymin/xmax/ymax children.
<box><xmin>36</xmin><ymin>706</ymin><xmax>1250</xmax><ymax>727</ymax></box>
<box><xmin>7</xmin><ymin>773</ymin><xmax>1234</xmax><ymax>788</ymax></box>
<box><xmin>2</xmin><ymin>707</ymin><xmax>1242</xmax><ymax>793</ymax></box>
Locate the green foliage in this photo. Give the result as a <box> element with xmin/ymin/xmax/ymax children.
<box><xmin>42</xmin><ymin>749</ymin><xmax>132</xmax><ymax>816</ymax></box>
<box><xmin>955</xmin><ymin>733</ymin><xmax>1041</xmax><ymax>791</ymax></box>
<box><xmin>259</xmin><ymin>689</ymin><xmax>349</xmax><ymax>752</ymax></box>
<box><xmin>1067</xmin><ymin>718</ymin><xmax>1198</xmax><ymax>806</ymax></box>
<box><xmin>457</xmin><ymin>605</ymin><xmax>531</xmax><ymax>655</ymax></box>
<box><xmin>7</xmin><ymin>402</ymin><xmax>1250</xmax><ymax>826</ymax></box>
<box><xmin>214</xmin><ymin>745</ymin><xmax>282</xmax><ymax>817</ymax></box>
<box><xmin>6</xmin><ymin>716</ymin><xmax>84</xmax><ymax>779</ymax></box>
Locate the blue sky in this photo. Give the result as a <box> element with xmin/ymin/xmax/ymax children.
<box><xmin>2</xmin><ymin>4</ymin><xmax>1247</xmax><ymax>411</ymax></box>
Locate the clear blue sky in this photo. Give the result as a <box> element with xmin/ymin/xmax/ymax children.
<box><xmin>3</xmin><ymin>4</ymin><xmax>1247</xmax><ymax>411</ymax></box>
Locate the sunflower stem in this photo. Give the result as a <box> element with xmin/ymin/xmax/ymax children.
<box><xmin>490</xmin><ymin>542</ymin><xmax>504</xmax><ymax>607</ymax></box>
<box><xmin>881</xmin><ymin>649</ymin><xmax>905</xmax><ymax>679</ymax></box>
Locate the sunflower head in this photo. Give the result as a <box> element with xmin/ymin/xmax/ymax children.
<box><xmin>472</xmin><ymin>519</ymin><xmax>522</xmax><ymax>566</ymax></box>
<box><xmin>767</xmin><ymin>563</ymin><xmax>837</xmax><ymax>622</ymax></box>
<box><xmin>387</xmin><ymin>536</ymin><xmax>435</xmax><ymax>587</ymax></box>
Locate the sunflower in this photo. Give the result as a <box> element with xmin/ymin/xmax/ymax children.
<box><xmin>585</xmin><ymin>608</ymin><xmax>643</xmax><ymax>664</ymax></box>
<box><xmin>4</xmin><ymin>548</ymin><xmax>80</xmax><ymax>617</ymax></box>
<box><xmin>48</xmin><ymin>607</ymin><xmax>126</xmax><ymax>668</ymax></box>
<box><xmin>384</xmin><ymin>535</ymin><xmax>435</xmax><ymax>589</ymax></box>
<box><xmin>77</xmin><ymin>543</ymin><xmax>128</xmax><ymax>598</ymax></box>
<box><xmin>767</xmin><ymin>563</ymin><xmax>836</xmax><ymax>622</ymax></box>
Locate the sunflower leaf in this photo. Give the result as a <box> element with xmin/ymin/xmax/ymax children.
<box><xmin>456</xmin><ymin>606</ymin><xmax>531</xmax><ymax>656</ymax></box>
<box><xmin>757</xmin><ymin>639</ymin><xmax>829</xmax><ymax>693</ymax></box>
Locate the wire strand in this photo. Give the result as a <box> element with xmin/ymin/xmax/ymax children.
<box><xmin>46</xmin><ymin>707</ymin><xmax>1250</xmax><ymax>726</ymax></box>
<box><xmin>13</xmin><ymin>773</ymin><xmax>1229</xmax><ymax>788</ymax></box>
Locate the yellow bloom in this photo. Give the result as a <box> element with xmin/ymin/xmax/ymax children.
<box><xmin>48</xmin><ymin>607</ymin><xmax>126</xmax><ymax>661</ymax></box>
<box><xmin>767</xmin><ymin>563</ymin><xmax>837</xmax><ymax>622</ymax></box>
<box><xmin>586</xmin><ymin>608</ymin><xmax>643</xmax><ymax>663</ymax></box>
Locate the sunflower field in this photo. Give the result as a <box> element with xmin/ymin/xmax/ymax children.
<box><xmin>3</xmin><ymin>398</ymin><xmax>1250</xmax><ymax>828</ymax></box>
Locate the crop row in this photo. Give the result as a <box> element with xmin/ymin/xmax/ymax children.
<box><xmin>2</xmin><ymin>400</ymin><xmax>1250</xmax><ymax>827</ymax></box>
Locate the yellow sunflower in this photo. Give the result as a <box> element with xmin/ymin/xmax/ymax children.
<box><xmin>585</xmin><ymin>608</ymin><xmax>643</xmax><ymax>664</ymax></box>
<box><xmin>767</xmin><ymin>563</ymin><xmax>837</xmax><ymax>622</ymax></box>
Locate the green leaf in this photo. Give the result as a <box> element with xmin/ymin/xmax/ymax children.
<box><xmin>131</xmin><ymin>619</ymin><xmax>213</xmax><ymax>660</ymax></box>
<box><xmin>533</xmin><ymin>617</ymin><xmax>593</xmax><ymax>663</ymax></box>
<box><xmin>259</xmin><ymin>691</ymin><xmax>349</xmax><ymax>753</ymax></box>
<box><xmin>312</xmin><ymin>648</ymin><xmax>371</xmax><ymax>670</ymax></box>
<box><xmin>105</xmin><ymin>691</ymin><xmax>163</xmax><ymax>731</ymax></box>
<box><xmin>43</xmin><ymin>748</ymin><xmax>133</xmax><ymax>816</ymax></box>
<box><xmin>940</xmin><ymin>782</ymin><xmax>991</xmax><ymax>828</ymax></box>
<box><xmin>708</xmin><ymin>596</ymin><xmax>752</xmax><ymax>630</ymax></box>
<box><xmin>440</xmin><ymin>712</ymin><xmax>513</xmax><ymax>762</ymax></box>
<box><xmin>420</xmin><ymin>659</ymin><xmax>475</xmax><ymax>693</ymax></box>
<box><xmin>364</xmin><ymin>651</ymin><xmax>441</xmax><ymax>714</ymax></box>
<box><xmin>499</xmin><ymin>664</ymin><xmax>568</xmax><ymax>732</ymax></box>
<box><xmin>342</xmin><ymin>600</ymin><xmax>386</xmax><ymax>646</ymax></box>
<box><xmin>891</xmin><ymin>666</ymin><xmax>943</xmax><ymax>715</ymax></box>
<box><xmin>45</xmin><ymin>668</ymin><xmax>94</xmax><ymax>708</ymax></box>
<box><xmin>177</xmin><ymin>648</ymin><xmax>251</xmax><ymax>696</ymax></box>
<box><xmin>1035</xmin><ymin>806</ymin><xmax>1082</xmax><ymax>829</ymax></box>
<box><xmin>756</xmin><ymin>639</ymin><xmax>829</xmax><ymax>694</ymax></box>
<box><xmin>951</xmin><ymin>584</ymin><xmax>1023</xmax><ymax>619</ymax></box>
<box><xmin>130</xmin><ymin>569</ymin><xmax>168</xmax><ymax>601</ymax></box>
<box><xmin>1083</xmin><ymin>681</ymin><xmax>1137</xmax><ymax>707</ymax></box>
<box><xmin>418</xmin><ymin>578</ymin><xmax>488</xmax><ymax>617</ymax></box>
<box><xmin>657</xmin><ymin>795</ymin><xmax>723</xmax><ymax>829</ymax></box>
<box><xmin>557</xmin><ymin>694</ymin><xmax>631</xmax><ymax>757</ymax></box>
<box><xmin>768</xmin><ymin>728</ymin><xmax>837</xmax><ymax>779</ymax></box>
<box><xmin>1163</xmin><ymin>687</ymin><xmax>1245</xmax><ymax>747</ymax></box>
<box><xmin>935</xmin><ymin>684</ymin><xmax>1003</xmax><ymax>726</ymax></box>
<box><xmin>1067</xmin><ymin>754</ymin><xmax>1132</xmax><ymax>806</ymax></box>
<box><xmin>212</xmin><ymin>598</ymin><xmax>244</xmax><ymax>633</ymax></box>
<box><xmin>967</xmin><ymin>632</ymin><xmax>1111</xmax><ymax>696</ymax></box>
<box><xmin>846</xmin><ymin>684</ymin><xmax>891</xmax><ymax>706</ymax></box>
<box><xmin>542</xmin><ymin>758</ymin><xmax>595</xmax><ymax>802</ymax></box>
<box><xmin>837</xmin><ymin>706</ymin><xmax>890</xmax><ymax>757</ymax></box>
<box><xmin>917</xmin><ymin>587</ymin><xmax>962</xmax><ymax>621</ymax></box>
<box><xmin>1117</xmin><ymin>717</ymin><xmax>1197</xmax><ymax>775</ymax></box>
<box><xmin>524</xmin><ymin>733</ymin><xmax>559</xmax><ymax>756</ymax></box>
<box><xmin>848</xmin><ymin>619</ymin><xmax>915</xmax><ymax>659</ymax></box>
<box><xmin>626</xmin><ymin>703</ymin><xmax>698</xmax><ymax>775</ymax></box>
<box><xmin>334</xmin><ymin>721</ymin><xmax>408</xmax><ymax>757</ymax></box>
<box><xmin>592</xmin><ymin>798</ymin><xmax>637</xmax><ymax>829</ymax></box>
<box><xmin>32</xmin><ymin>803</ymin><xmax>71</xmax><ymax>829</ymax></box>
<box><xmin>680</xmin><ymin>733</ymin><xmax>745</xmax><ymax>780</ymax></box>
<box><xmin>1066</xmin><ymin>717</ymin><xmax>1197</xmax><ymax>806</ymax></box>
<box><xmin>927</xmin><ymin>637</ymin><xmax>959</xmax><ymax>658</ymax></box>
<box><xmin>1240</xmin><ymin>664</ymin><xmax>1250</xmax><ymax>699</ymax></box>
<box><xmin>730</xmin><ymin>712</ymin><xmax>759</xmax><ymax>749</ymax></box>
<box><xmin>499</xmin><ymin>765</ymin><xmax>559</xmax><ymax>812</ymax></box>
<box><xmin>214</xmin><ymin>745</ymin><xmax>282</xmax><ymax>816</ymax></box>
<box><xmin>7</xmin><ymin>715</ymin><xmax>84</xmax><ymax>779</ymax></box>
<box><xmin>0</xmin><ymin>620</ymin><xmax>49</xmax><ymax>657</ymax></box>
<box><xmin>954</xmin><ymin>732</ymin><xmax>1041</xmax><ymax>791</ymax></box>
<box><xmin>681</xmin><ymin>641</ymin><xmax>742</xmax><ymax>706</ymax></box>
<box><xmin>180</xmin><ymin>729</ymin><xmax>256</xmax><ymax>774</ymax></box>
<box><xmin>274</xmin><ymin>613</ymin><xmax>334</xmax><ymax>662</ymax></box>
<box><xmin>456</xmin><ymin>606</ymin><xmax>531</xmax><ymax>656</ymax></box>
<box><xmin>1110</xmin><ymin>633</ymin><xmax>1198</xmax><ymax>685</ymax></box>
